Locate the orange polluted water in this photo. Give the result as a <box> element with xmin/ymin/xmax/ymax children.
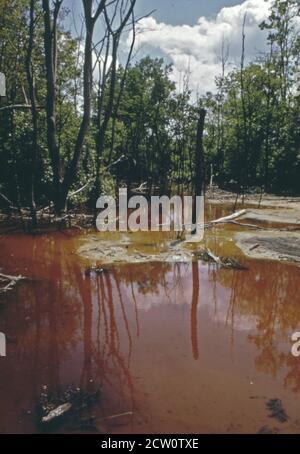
<box><xmin>0</xmin><ymin>209</ymin><xmax>300</xmax><ymax>434</ymax></box>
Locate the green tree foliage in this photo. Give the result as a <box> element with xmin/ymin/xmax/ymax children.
<box><xmin>0</xmin><ymin>0</ymin><xmax>299</xmax><ymax>217</ymax></box>
<box><xmin>203</xmin><ymin>0</ymin><xmax>300</xmax><ymax>194</ymax></box>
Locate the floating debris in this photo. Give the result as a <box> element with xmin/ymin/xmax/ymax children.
<box><xmin>78</xmin><ymin>239</ymin><xmax>193</xmax><ymax>264</ymax></box>
<box><xmin>220</xmin><ymin>257</ymin><xmax>249</xmax><ymax>270</ymax></box>
<box><xmin>0</xmin><ymin>272</ymin><xmax>27</xmax><ymax>295</ymax></box>
<box><xmin>193</xmin><ymin>249</ymin><xmax>248</xmax><ymax>270</ymax></box>
<box><xmin>85</xmin><ymin>267</ymin><xmax>110</xmax><ymax>276</ymax></box>
<box><xmin>37</xmin><ymin>385</ymin><xmax>101</xmax><ymax>430</ymax></box>
<box><xmin>42</xmin><ymin>403</ymin><xmax>72</xmax><ymax>424</ymax></box>
<box><xmin>193</xmin><ymin>250</ymin><xmax>216</xmax><ymax>263</ymax></box>
<box><xmin>266</xmin><ymin>399</ymin><xmax>289</xmax><ymax>423</ymax></box>
<box><xmin>100</xmin><ymin>411</ymin><xmax>133</xmax><ymax>422</ymax></box>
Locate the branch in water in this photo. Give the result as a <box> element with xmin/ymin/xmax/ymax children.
<box><xmin>0</xmin><ymin>273</ymin><xmax>26</xmax><ymax>294</ymax></box>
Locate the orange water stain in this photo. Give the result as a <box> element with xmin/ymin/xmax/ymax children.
<box><xmin>0</xmin><ymin>207</ymin><xmax>300</xmax><ymax>434</ymax></box>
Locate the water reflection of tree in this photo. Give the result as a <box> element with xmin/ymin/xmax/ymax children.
<box><xmin>191</xmin><ymin>262</ymin><xmax>199</xmax><ymax>360</ymax></box>
<box><xmin>0</xmin><ymin>234</ymin><xmax>83</xmax><ymax>432</ymax></box>
<box><xmin>5</xmin><ymin>230</ymin><xmax>300</xmax><ymax>429</ymax></box>
<box><xmin>89</xmin><ymin>270</ymin><xmax>136</xmax><ymax>407</ymax></box>
<box><xmin>216</xmin><ymin>261</ymin><xmax>300</xmax><ymax>392</ymax></box>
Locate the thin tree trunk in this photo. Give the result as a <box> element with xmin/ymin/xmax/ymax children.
<box><xmin>108</xmin><ymin>11</ymin><xmax>136</xmax><ymax>164</ymax></box>
<box><xmin>25</xmin><ymin>0</ymin><xmax>38</xmax><ymax>228</ymax></box>
<box><xmin>42</xmin><ymin>0</ymin><xmax>107</xmax><ymax>213</ymax></box>
<box><xmin>239</xmin><ymin>13</ymin><xmax>248</xmax><ymax>203</ymax></box>
<box><xmin>194</xmin><ymin>108</ymin><xmax>206</xmax><ymax>198</ymax></box>
<box><xmin>191</xmin><ymin>261</ymin><xmax>200</xmax><ymax>360</ymax></box>
<box><xmin>42</xmin><ymin>0</ymin><xmax>62</xmax><ymax>212</ymax></box>
<box><xmin>192</xmin><ymin>108</ymin><xmax>206</xmax><ymax>230</ymax></box>
<box><xmin>62</xmin><ymin>12</ymin><xmax>95</xmax><ymax>205</ymax></box>
<box><xmin>94</xmin><ymin>0</ymin><xmax>136</xmax><ymax>200</ymax></box>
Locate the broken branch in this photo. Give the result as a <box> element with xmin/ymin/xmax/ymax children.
<box><xmin>0</xmin><ymin>273</ymin><xmax>26</xmax><ymax>294</ymax></box>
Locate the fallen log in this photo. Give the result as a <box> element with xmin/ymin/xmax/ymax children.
<box><xmin>38</xmin><ymin>385</ymin><xmax>101</xmax><ymax>428</ymax></box>
<box><xmin>207</xmin><ymin>249</ymin><xmax>222</xmax><ymax>265</ymax></box>
<box><xmin>210</xmin><ymin>209</ymin><xmax>247</xmax><ymax>225</ymax></box>
<box><xmin>228</xmin><ymin>220</ymin><xmax>267</xmax><ymax>230</ymax></box>
<box><xmin>41</xmin><ymin>403</ymin><xmax>72</xmax><ymax>424</ymax></box>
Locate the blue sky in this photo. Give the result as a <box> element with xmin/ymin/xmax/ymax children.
<box><xmin>63</xmin><ymin>0</ymin><xmax>272</xmax><ymax>94</ymax></box>
<box><xmin>135</xmin><ymin>0</ymin><xmax>243</xmax><ymax>25</ymax></box>
<box><xmin>64</xmin><ymin>0</ymin><xmax>246</xmax><ymax>33</ymax></box>
<box><xmin>64</xmin><ymin>0</ymin><xmax>243</xmax><ymax>24</ymax></box>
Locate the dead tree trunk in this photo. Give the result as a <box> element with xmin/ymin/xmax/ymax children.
<box><xmin>94</xmin><ymin>0</ymin><xmax>136</xmax><ymax>200</ymax></box>
<box><xmin>62</xmin><ymin>0</ymin><xmax>107</xmax><ymax>206</ymax></box>
<box><xmin>25</xmin><ymin>0</ymin><xmax>38</xmax><ymax>228</ymax></box>
<box><xmin>42</xmin><ymin>0</ymin><xmax>63</xmax><ymax>213</ymax></box>
<box><xmin>194</xmin><ymin>108</ymin><xmax>206</xmax><ymax>197</ymax></box>
<box><xmin>235</xmin><ymin>13</ymin><xmax>248</xmax><ymax>208</ymax></box>
<box><xmin>109</xmin><ymin>10</ymin><xmax>136</xmax><ymax>164</ymax></box>
<box><xmin>42</xmin><ymin>0</ymin><xmax>107</xmax><ymax>213</ymax></box>
<box><xmin>192</xmin><ymin>108</ymin><xmax>206</xmax><ymax>230</ymax></box>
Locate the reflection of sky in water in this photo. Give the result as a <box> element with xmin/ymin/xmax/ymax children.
<box><xmin>109</xmin><ymin>263</ymin><xmax>262</xmax><ymax>333</ymax></box>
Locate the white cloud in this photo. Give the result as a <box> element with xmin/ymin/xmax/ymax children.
<box><xmin>130</xmin><ymin>0</ymin><xmax>273</xmax><ymax>94</ymax></box>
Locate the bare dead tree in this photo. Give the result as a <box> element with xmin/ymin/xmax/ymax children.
<box><xmin>192</xmin><ymin>107</ymin><xmax>206</xmax><ymax>230</ymax></box>
<box><xmin>62</xmin><ymin>0</ymin><xmax>111</xmax><ymax>208</ymax></box>
<box><xmin>216</xmin><ymin>37</ymin><xmax>230</xmax><ymax>184</ymax></box>
<box><xmin>194</xmin><ymin>108</ymin><xmax>207</xmax><ymax>198</ymax></box>
<box><xmin>108</xmin><ymin>9</ymin><xmax>136</xmax><ymax>165</ymax></box>
<box><xmin>94</xmin><ymin>0</ymin><xmax>136</xmax><ymax>199</ymax></box>
<box><xmin>240</xmin><ymin>14</ymin><xmax>249</xmax><ymax>197</ymax></box>
<box><xmin>94</xmin><ymin>31</ymin><xmax>111</xmax><ymax>197</ymax></box>
<box><xmin>73</xmin><ymin>14</ymin><xmax>85</xmax><ymax>114</ymax></box>
<box><xmin>234</xmin><ymin>12</ymin><xmax>248</xmax><ymax>209</ymax></box>
<box><xmin>42</xmin><ymin>0</ymin><xmax>110</xmax><ymax>213</ymax></box>
<box><xmin>25</xmin><ymin>0</ymin><xmax>39</xmax><ymax>227</ymax></box>
<box><xmin>42</xmin><ymin>0</ymin><xmax>64</xmax><ymax>212</ymax></box>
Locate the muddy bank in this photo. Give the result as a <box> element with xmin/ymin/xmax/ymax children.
<box><xmin>239</xmin><ymin>209</ymin><xmax>300</xmax><ymax>226</ymax></box>
<box><xmin>236</xmin><ymin>232</ymin><xmax>300</xmax><ymax>264</ymax></box>
<box><xmin>77</xmin><ymin>236</ymin><xmax>194</xmax><ymax>264</ymax></box>
<box><xmin>207</xmin><ymin>189</ymin><xmax>300</xmax><ymax>211</ymax></box>
<box><xmin>79</xmin><ymin>231</ymin><xmax>300</xmax><ymax>267</ymax></box>
<box><xmin>208</xmin><ymin>191</ymin><xmax>300</xmax><ymax>223</ymax></box>
<box><xmin>77</xmin><ymin>203</ymin><xmax>300</xmax><ymax>266</ymax></box>
<box><xmin>206</xmin><ymin>193</ymin><xmax>300</xmax><ymax>263</ymax></box>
